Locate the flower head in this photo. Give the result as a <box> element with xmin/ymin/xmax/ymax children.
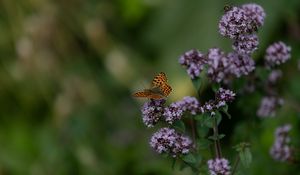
<box><xmin>150</xmin><ymin>127</ymin><xmax>192</xmax><ymax>157</ymax></box>
<box><xmin>207</xmin><ymin>158</ymin><xmax>231</xmax><ymax>175</ymax></box>
<box><xmin>216</xmin><ymin>88</ymin><xmax>236</xmax><ymax>103</ymax></box>
<box><xmin>179</xmin><ymin>49</ymin><xmax>207</xmax><ymax>79</ymax></box>
<box><xmin>227</xmin><ymin>52</ymin><xmax>255</xmax><ymax>77</ymax></box>
<box><xmin>257</xmin><ymin>96</ymin><xmax>284</xmax><ymax>118</ymax></box>
<box><xmin>219</xmin><ymin>6</ymin><xmax>251</xmax><ymax>39</ymax></box>
<box><xmin>241</xmin><ymin>3</ymin><xmax>266</xmax><ymax>29</ymax></box>
<box><xmin>265</xmin><ymin>41</ymin><xmax>291</xmax><ymax>68</ymax></box>
<box><xmin>232</xmin><ymin>34</ymin><xmax>259</xmax><ymax>54</ymax></box>
<box><xmin>267</xmin><ymin>69</ymin><xmax>282</xmax><ymax>84</ymax></box>
<box><xmin>206</xmin><ymin>48</ymin><xmax>231</xmax><ymax>83</ymax></box>
<box><xmin>141</xmin><ymin>99</ymin><xmax>166</xmax><ymax>127</ymax></box>
<box><xmin>270</xmin><ymin>124</ymin><xmax>293</xmax><ymax>162</ymax></box>
<box><xmin>163</xmin><ymin>101</ymin><xmax>184</xmax><ymax>124</ymax></box>
<box><xmin>178</xmin><ymin>96</ymin><xmax>200</xmax><ymax>115</ymax></box>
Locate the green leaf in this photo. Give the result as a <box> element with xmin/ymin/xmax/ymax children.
<box><xmin>196</xmin><ymin>123</ymin><xmax>209</xmax><ymax>138</ymax></box>
<box><xmin>212</xmin><ymin>83</ymin><xmax>221</xmax><ymax>92</ymax></box>
<box><xmin>197</xmin><ymin>139</ymin><xmax>212</xmax><ymax>149</ymax></box>
<box><xmin>208</xmin><ymin>134</ymin><xmax>225</xmax><ymax>141</ymax></box>
<box><xmin>221</xmin><ymin>105</ymin><xmax>231</xmax><ymax>119</ymax></box>
<box><xmin>239</xmin><ymin>148</ymin><xmax>252</xmax><ymax>168</ymax></box>
<box><xmin>171</xmin><ymin>158</ymin><xmax>176</xmax><ymax>170</ymax></box>
<box><xmin>182</xmin><ymin>153</ymin><xmax>197</xmax><ymax>164</ymax></box>
<box><xmin>191</xmin><ymin>77</ymin><xmax>201</xmax><ymax>91</ymax></box>
<box><xmin>173</xmin><ymin>120</ymin><xmax>185</xmax><ymax>133</ymax></box>
<box><xmin>215</xmin><ymin>111</ymin><xmax>222</xmax><ymax>125</ymax></box>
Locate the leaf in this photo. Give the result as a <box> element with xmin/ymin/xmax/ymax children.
<box><xmin>221</xmin><ymin>105</ymin><xmax>231</xmax><ymax>119</ymax></box>
<box><xmin>191</xmin><ymin>77</ymin><xmax>201</xmax><ymax>91</ymax></box>
<box><xmin>171</xmin><ymin>158</ymin><xmax>176</xmax><ymax>170</ymax></box>
<box><xmin>239</xmin><ymin>148</ymin><xmax>252</xmax><ymax>168</ymax></box>
<box><xmin>173</xmin><ymin>120</ymin><xmax>185</xmax><ymax>133</ymax></box>
<box><xmin>196</xmin><ymin>123</ymin><xmax>209</xmax><ymax>138</ymax></box>
<box><xmin>197</xmin><ymin>138</ymin><xmax>212</xmax><ymax>149</ymax></box>
<box><xmin>212</xmin><ymin>83</ymin><xmax>221</xmax><ymax>92</ymax></box>
<box><xmin>215</xmin><ymin>111</ymin><xmax>222</xmax><ymax>125</ymax></box>
<box><xmin>182</xmin><ymin>153</ymin><xmax>197</xmax><ymax>164</ymax></box>
<box><xmin>208</xmin><ymin>134</ymin><xmax>225</xmax><ymax>141</ymax></box>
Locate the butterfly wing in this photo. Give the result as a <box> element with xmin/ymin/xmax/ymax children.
<box><xmin>152</xmin><ymin>72</ymin><xmax>167</xmax><ymax>87</ymax></box>
<box><xmin>132</xmin><ymin>91</ymin><xmax>164</xmax><ymax>99</ymax></box>
<box><xmin>160</xmin><ymin>83</ymin><xmax>172</xmax><ymax>96</ymax></box>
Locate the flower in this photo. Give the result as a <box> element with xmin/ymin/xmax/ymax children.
<box><xmin>141</xmin><ymin>99</ymin><xmax>166</xmax><ymax>127</ymax></box>
<box><xmin>206</xmin><ymin>48</ymin><xmax>231</xmax><ymax>83</ymax></box>
<box><xmin>219</xmin><ymin>6</ymin><xmax>251</xmax><ymax>39</ymax></box>
<box><xmin>207</xmin><ymin>158</ymin><xmax>231</xmax><ymax>175</ymax></box>
<box><xmin>163</xmin><ymin>101</ymin><xmax>184</xmax><ymax>124</ymax></box>
<box><xmin>232</xmin><ymin>34</ymin><xmax>259</xmax><ymax>54</ymax></box>
<box><xmin>201</xmin><ymin>88</ymin><xmax>235</xmax><ymax>113</ymax></box>
<box><xmin>270</xmin><ymin>124</ymin><xmax>293</xmax><ymax>162</ymax></box>
<box><xmin>257</xmin><ymin>96</ymin><xmax>284</xmax><ymax>118</ymax></box>
<box><xmin>267</xmin><ymin>69</ymin><xmax>282</xmax><ymax>84</ymax></box>
<box><xmin>179</xmin><ymin>49</ymin><xmax>207</xmax><ymax>79</ymax></box>
<box><xmin>177</xmin><ymin>96</ymin><xmax>200</xmax><ymax>115</ymax></box>
<box><xmin>241</xmin><ymin>3</ymin><xmax>266</xmax><ymax>29</ymax></box>
<box><xmin>150</xmin><ymin>127</ymin><xmax>192</xmax><ymax>157</ymax></box>
<box><xmin>227</xmin><ymin>52</ymin><xmax>255</xmax><ymax>77</ymax></box>
<box><xmin>216</xmin><ymin>88</ymin><xmax>236</xmax><ymax>103</ymax></box>
<box><xmin>265</xmin><ymin>41</ymin><xmax>291</xmax><ymax>68</ymax></box>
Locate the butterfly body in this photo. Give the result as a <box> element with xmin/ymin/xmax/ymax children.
<box><xmin>132</xmin><ymin>72</ymin><xmax>172</xmax><ymax>99</ymax></box>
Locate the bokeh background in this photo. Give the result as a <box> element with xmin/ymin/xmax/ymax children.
<box><xmin>0</xmin><ymin>0</ymin><xmax>300</xmax><ymax>174</ymax></box>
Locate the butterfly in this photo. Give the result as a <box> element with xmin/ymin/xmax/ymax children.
<box><xmin>132</xmin><ymin>72</ymin><xmax>172</xmax><ymax>99</ymax></box>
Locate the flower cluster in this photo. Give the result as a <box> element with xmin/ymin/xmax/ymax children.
<box><xmin>265</xmin><ymin>41</ymin><xmax>291</xmax><ymax>68</ymax></box>
<box><xmin>179</xmin><ymin>49</ymin><xmax>206</xmax><ymax>79</ymax></box>
<box><xmin>179</xmin><ymin>48</ymin><xmax>256</xmax><ymax>83</ymax></box>
<box><xmin>163</xmin><ymin>101</ymin><xmax>184</xmax><ymax>124</ymax></box>
<box><xmin>219</xmin><ymin>4</ymin><xmax>265</xmax><ymax>39</ymax></box>
<box><xmin>232</xmin><ymin>34</ymin><xmax>259</xmax><ymax>54</ymax></box>
<box><xmin>270</xmin><ymin>124</ymin><xmax>293</xmax><ymax>162</ymax></box>
<box><xmin>207</xmin><ymin>158</ymin><xmax>231</xmax><ymax>175</ymax></box>
<box><xmin>267</xmin><ymin>69</ymin><xmax>282</xmax><ymax>84</ymax></box>
<box><xmin>201</xmin><ymin>88</ymin><xmax>236</xmax><ymax>114</ymax></box>
<box><xmin>256</xmin><ymin>96</ymin><xmax>284</xmax><ymax>118</ymax></box>
<box><xmin>141</xmin><ymin>99</ymin><xmax>166</xmax><ymax>127</ymax></box>
<box><xmin>150</xmin><ymin>127</ymin><xmax>192</xmax><ymax>157</ymax></box>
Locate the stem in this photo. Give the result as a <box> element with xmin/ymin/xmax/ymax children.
<box><xmin>213</xmin><ymin>116</ymin><xmax>222</xmax><ymax>158</ymax></box>
<box><xmin>190</xmin><ymin>118</ymin><xmax>196</xmax><ymax>144</ymax></box>
<box><xmin>231</xmin><ymin>154</ymin><xmax>240</xmax><ymax>175</ymax></box>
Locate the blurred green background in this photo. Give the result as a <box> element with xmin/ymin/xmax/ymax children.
<box><xmin>0</xmin><ymin>0</ymin><xmax>300</xmax><ymax>174</ymax></box>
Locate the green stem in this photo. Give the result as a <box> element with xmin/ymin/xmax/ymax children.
<box><xmin>231</xmin><ymin>154</ymin><xmax>240</xmax><ymax>175</ymax></box>
<box><xmin>213</xmin><ymin>116</ymin><xmax>222</xmax><ymax>158</ymax></box>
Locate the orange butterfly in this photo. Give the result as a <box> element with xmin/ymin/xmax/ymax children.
<box><xmin>132</xmin><ymin>72</ymin><xmax>172</xmax><ymax>99</ymax></box>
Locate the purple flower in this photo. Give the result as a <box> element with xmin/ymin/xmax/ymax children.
<box><xmin>216</xmin><ymin>88</ymin><xmax>236</xmax><ymax>103</ymax></box>
<box><xmin>201</xmin><ymin>88</ymin><xmax>235</xmax><ymax>114</ymax></box>
<box><xmin>267</xmin><ymin>69</ymin><xmax>282</xmax><ymax>84</ymax></box>
<box><xmin>257</xmin><ymin>96</ymin><xmax>284</xmax><ymax>118</ymax></box>
<box><xmin>270</xmin><ymin>124</ymin><xmax>293</xmax><ymax>162</ymax></box>
<box><xmin>219</xmin><ymin>6</ymin><xmax>251</xmax><ymax>39</ymax></box>
<box><xmin>163</xmin><ymin>101</ymin><xmax>184</xmax><ymax>124</ymax></box>
<box><xmin>227</xmin><ymin>52</ymin><xmax>255</xmax><ymax>77</ymax></box>
<box><xmin>232</xmin><ymin>34</ymin><xmax>259</xmax><ymax>54</ymax></box>
<box><xmin>265</xmin><ymin>41</ymin><xmax>291</xmax><ymax>68</ymax></box>
<box><xmin>207</xmin><ymin>48</ymin><xmax>231</xmax><ymax>83</ymax></box>
<box><xmin>141</xmin><ymin>99</ymin><xmax>166</xmax><ymax>127</ymax></box>
<box><xmin>150</xmin><ymin>127</ymin><xmax>192</xmax><ymax>157</ymax></box>
<box><xmin>207</xmin><ymin>158</ymin><xmax>231</xmax><ymax>175</ymax></box>
<box><xmin>178</xmin><ymin>96</ymin><xmax>200</xmax><ymax>115</ymax></box>
<box><xmin>241</xmin><ymin>3</ymin><xmax>266</xmax><ymax>29</ymax></box>
<box><xmin>179</xmin><ymin>49</ymin><xmax>207</xmax><ymax>79</ymax></box>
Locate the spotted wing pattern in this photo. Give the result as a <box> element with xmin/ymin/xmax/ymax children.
<box><xmin>132</xmin><ymin>91</ymin><xmax>164</xmax><ymax>99</ymax></box>
<box><xmin>132</xmin><ymin>72</ymin><xmax>172</xmax><ymax>99</ymax></box>
<box><xmin>152</xmin><ymin>72</ymin><xmax>167</xmax><ymax>87</ymax></box>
